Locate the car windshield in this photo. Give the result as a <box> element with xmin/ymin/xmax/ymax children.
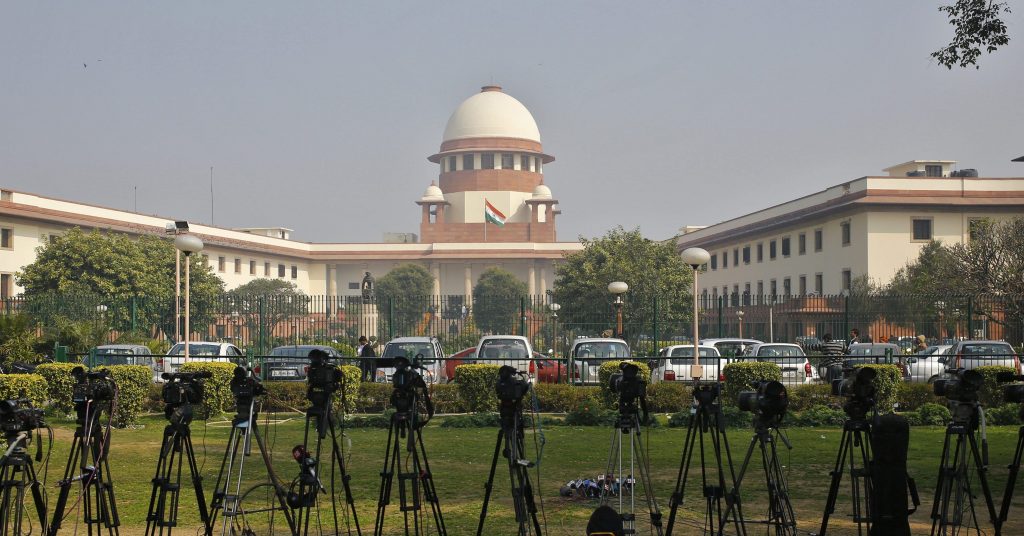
<box><xmin>668</xmin><ymin>347</ymin><xmax>717</xmax><ymax>358</ymax></box>
<box><xmin>96</xmin><ymin>348</ymin><xmax>135</xmax><ymax>356</ymax></box>
<box><xmin>716</xmin><ymin>343</ymin><xmax>746</xmax><ymax>358</ymax></box>
<box><xmin>96</xmin><ymin>348</ymin><xmax>141</xmax><ymax>365</ymax></box>
<box><xmin>169</xmin><ymin>343</ymin><xmax>221</xmax><ymax>356</ymax></box>
<box><xmin>756</xmin><ymin>346</ymin><xmax>804</xmax><ymax>358</ymax></box>
<box><xmin>573</xmin><ymin>342</ymin><xmax>630</xmax><ymax>361</ymax></box>
<box><xmin>479</xmin><ymin>339</ymin><xmax>530</xmax><ymax>362</ymax></box>
<box><xmin>847</xmin><ymin>345</ymin><xmax>897</xmax><ymax>356</ymax></box>
<box><xmin>379</xmin><ymin>342</ymin><xmax>435</xmax><ymax>368</ymax></box>
<box><xmin>960</xmin><ymin>343</ymin><xmax>1015</xmax><ymax>357</ymax></box>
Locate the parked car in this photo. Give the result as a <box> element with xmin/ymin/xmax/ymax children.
<box><xmin>163</xmin><ymin>341</ymin><xmax>245</xmax><ymax>376</ymax></box>
<box><xmin>568</xmin><ymin>338</ymin><xmax>631</xmax><ymax>386</ymax></box>
<box><xmin>261</xmin><ymin>345</ymin><xmax>343</xmax><ymax>382</ymax></box>
<box><xmin>905</xmin><ymin>345</ymin><xmax>953</xmax><ymax>383</ymax></box>
<box><xmin>375</xmin><ymin>337</ymin><xmax>447</xmax><ymax>385</ymax></box>
<box><xmin>95</xmin><ymin>344</ymin><xmax>161</xmax><ymax>382</ymax></box>
<box><xmin>947</xmin><ymin>340</ymin><xmax>1021</xmax><ymax>374</ymax></box>
<box><xmin>700</xmin><ymin>338</ymin><xmax>764</xmax><ymax>361</ymax></box>
<box><xmin>476</xmin><ymin>335</ymin><xmax>536</xmax><ymax>382</ymax></box>
<box><xmin>740</xmin><ymin>343</ymin><xmax>819</xmax><ymax>384</ymax></box>
<box><xmin>445</xmin><ymin>347</ymin><xmax>477</xmax><ymax>382</ymax></box>
<box><xmin>532</xmin><ymin>351</ymin><xmax>561</xmax><ymax>383</ymax></box>
<box><xmin>843</xmin><ymin>343</ymin><xmax>910</xmax><ymax>380</ymax></box>
<box><xmin>651</xmin><ymin>345</ymin><xmax>723</xmax><ymax>383</ymax></box>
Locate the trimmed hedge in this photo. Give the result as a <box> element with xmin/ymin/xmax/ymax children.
<box><xmin>787</xmin><ymin>384</ymin><xmax>832</xmax><ymax>411</ymax></box>
<box><xmin>454</xmin><ymin>364</ymin><xmax>502</xmax><ymax>413</ymax></box>
<box><xmin>358</xmin><ymin>383</ymin><xmax>392</xmax><ymax>413</ymax></box>
<box><xmin>897</xmin><ymin>382</ymin><xmax>942</xmax><ymax>411</ymax></box>
<box><xmin>597</xmin><ymin>361</ymin><xmax>652</xmax><ymax>407</ymax></box>
<box><xmin>335</xmin><ymin>365</ymin><xmax>362</xmax><ymax>415</ymax></box>
<box><xmin>35</xmin><ymin>363</ymin><xmax>80</xmax><ymax>414</ymax></box>
<box><xmin>179</xmin><ymin>362</ymin><xmax>237</xmax><ymax>419</ymax></box>
<box><xmin>721</xmin><ymin>362</ymin><xmax>782</xmax><ymax>404</ymax></box>
<box><xmin>853</xmin><ymin>364</ymin><xmax>903</xmax><ymax>412</ymax></box>
<box><xmin>98</xmin><ymin>365</ymin><xmax>152</xmax><ymax>427</ymax></box>
<box><xmin>532</xmin><ymin>384</ymin><xmax>593</xmax><ymax>413</ymax></box>
<box><xmin>645</xmin><ymin>383</ymin><xmax>690</xmax><ymax>413</ymax></box>
<box><xmin>974</xmin><ymin>365</ymin><xmax>1016</xmax><ymax>408</ymax></box>
<box><xmin>429</xmin><ymin>383</ymin><xmax>463</xmax><ymax>414</ymax></box>
<box><xmin>263</xmin><ymin>382</ymin><xmax>307</xmax><ymax>412</ymax></box>
<box><xmin>0</xmin><ymin>374</ymin><xmax>48</xmax><ymax>408</ymax></box>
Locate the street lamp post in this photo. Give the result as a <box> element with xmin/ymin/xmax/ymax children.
<box><xmin>608</xmin><ymin>282</ymin><xmax>628</xmax><ymax>339</ymax></box>
<box><xmin>680</xmin><ymin>248</ymin><xmax>711</xmax><ymax>376</ymax></box>
<box><xmin>549</xmin><ymin>302</ymin><xmax>561</xmax><ymax>382</ymax></box>
<box><xmin>737</xmin><ymin>310</ymin><xmax>745</xmax><ymax>339</ymax></box>
<box><xmin>174</xmin><ymin>234</ymin><xmax>204</xmax><ymax>364</ymax></box>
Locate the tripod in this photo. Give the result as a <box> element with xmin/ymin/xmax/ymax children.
<box><xmin>291</xmin><ymin>386</ymin><xmax>362</xmax><ymax>535</ymax></box>
<box><xmin>814</xmin><ymin>408</ymin><xmax>872</xmax><ymax>536</ymax></box>
<box><xmin>144</xmin><ymin>403</ymin><xmax>209</xmax><ymax>536</ymax></box>
<box><xmin>726</xmin><ymin>420</ymin><xmax>795</xmax><ymax>536</ymax></box>
<box><xmin>374</xmin><ymin>364</ymin><xmax>446</xmax><ymax>536</ymax></box>
<box><xmin>997</xmin><ymin>418</ymin><xmax>1024</xmax><ymax>534</ymax></box>
<box><xmin>930</xmin><ymin>400</ymin><xmax>999</xmax><ymax>536</ymax></box>
<box><xmin>477</xmin><ymin>389</ymin><xmax>542</xmax><ymax>536</ymax></box>
<box><xmin>49</xmin><ymin>391</ymin><xmax>120</xmax><ymax>536</ymax></box>
<box><xmin>0</xmin><ymin>429</ymin><xmax>48</xmax><ymax>535</ymax></box>
<box><xmin>597</xmin><ymin>407</ymin><xmax>663</xmax><ymax>535</ymax></box>
<box><xmin>665</xmin><ymin>383</ymin><xmax>745</xmax><ymax>536</ymax></box>
<box><xmin>207</xmin><ymin>371</ymin><xmax>295</xmax><ymax>536</ymax></box>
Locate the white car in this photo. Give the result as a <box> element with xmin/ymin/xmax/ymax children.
<box><xmin>700</xmin><ymin>338</ymin><xmax>765</xmax><ymax>361</ymax></box>
<box><xmin>162</xmin><ymin>341</ymin><xmax>245</xmax><ymax>377</ymax></box>
<box><xmin>906</xmin><ymin>345</ymin><xmax>953</xmax><ymax>383</ymax></box>
<box><xmin>375</xmin><ymin>337</ymin><xmax>447</xmax><ymax>385</ymax></box>
<box><xmin>475</xmin><ymin>335</ymin><xmax>536</xmax><ymax>382</ymax></box>
<box><xmin>651</xmin><ymin>345</ymin><xmax>723</xmax><ymax>383</ymax></box>
<box><xmin>740</xmin><ymin>343</ymin><xmax>819</xmax><ymax>384</ymax></box>
<box><xmin>568</xmin><ymin>338</ymin><xmax>631</xmax><ymax>386</ymax></box>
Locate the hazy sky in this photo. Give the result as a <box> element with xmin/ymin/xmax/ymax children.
<box><xmin>3</xmin><ymin>2</ymin><xmax>1022</xmax><ymax>243</ymax></box>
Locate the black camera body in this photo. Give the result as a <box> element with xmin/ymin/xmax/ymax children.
<box><xmin>608</xmin><ymin>362</ymin><xmax>646</xmax><ymax>404</ymax></box>
<box><xmin>0</xmin><ymin>399</ymin><xmax>45</xmax><ymax>435</ymax></box>
<box><xmin>306</xmin><ymin>349</ymin><xmax>343</xmax><ymax>408</ymax></box>
<box><xmin>496</xmin><ymin>365</ymin><xmax>530</xmax><ymax>403</ymax></box>
<box><xmin>933</xmin><ymin>368</ymin><xmax>983</xmax><ymax>403</ymax></box>
<box><xmin>737</xmin><ymin>380</ymin><xmax>788</xmax><ymax>427</ymax></box>
<box><xmin>71</xmin><ymin>367</ymin><xmax>115</xmax><ymax>404</ymax></box>
<box><xmin>161</xmin><ymin>371</ymin><xmax>210</xmax><ymax>406</ymax></box>
<box><xmin>389</xmin><ymin>356</ymin><xmax>429</xmax><ymax>416</ymax></box>
<box><xmin>230</xmin><ymin>366</ymin><xmax>265</xmax><ymax>418</ymax></box>
<box><xmin>831</xmin><ymin>367</ymin><xmax>877</xmax><ymax>420</ymax></box>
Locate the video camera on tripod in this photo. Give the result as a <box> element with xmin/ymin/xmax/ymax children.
<box><xmin>161</xmin><ymin>371</ymin><xmax>211</xmax><ymax>426</ymax></box>
<box><xmin>831</xmin><ymin>366</ymin><xmax>877</xmax><ymax>420</ymax></box>
<box><xmin>738</xmin><ymin>380</ymin><xmax>789</xmax><ymax>428</ymax></box>
<box><xmin>307</xmin><ymin>348</ymin><xmax>343</xmax><ymax>408</ymax></box>
<box><xmin>389</xmin><ymin>355</ymin><xmax>432</xmax><ymax>418</ymax></box>
<box><xmin>608</xmin><ymin>362</ymin><xmax>648</xmax><ymax>423</ymax></box>
<box><xmin>70</xmin><ymin>367</ymin><xmax>115</xmax><ymax>405</ymax></box>
<box><xmin>230</xmin><ymin>365</ymin><xmax>265</xmax><ymax>417</ymax></box>
<box><xmin>0</xmin><ymin>399</ymin><xmax>45</xmax><ymax>435</ymax></box>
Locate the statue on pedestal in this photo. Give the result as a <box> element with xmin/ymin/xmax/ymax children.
<box><xmin>361</xmin><ymin>271</ymin><xmax>375</xmax><ymax>304</ymax></box>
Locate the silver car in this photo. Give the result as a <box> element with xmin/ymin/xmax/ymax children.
<box><xmin>569</xmin><ymin>338</ymin><xmax>631</xmax><ymax>386</ymax></box>
<box><xmin>906</xmin><ymin>345</ymin><xmax>952</xmax><ymax>383</ymax></box>
<box><xmin>375</xmin><ymin>337</ymin><xmax>446</xmax><ymax>385</ymax></box>
<box><xmin>947</xmin><ymin>340</ymin><xmax>1021</xmax><ymax>374</ymax></box>
<box><xmin>95</xmin><ymin>344</ymin><xmax>161</xmax><ymax>383</ymax></box>
<box><xmin>740</xmin><ymin>343</ymin><xmax>820</xmax><ymax>384</ymax></box>
<box><xmin>651</xmin><ymin>345</ymin><xmax>723</xmax><ymax>383</ymax></box>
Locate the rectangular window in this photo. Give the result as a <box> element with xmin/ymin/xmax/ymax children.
<box><xmin>733</xmin><ymin>249</ymin><xmax>739</xmax><ymax>266</ymax></box>
<box><xmin>501</xmin><ymin>153</ymin><xmax>514</xmax><ymax>169</ymax></box>
<box><xmin>815</xmin><ymin>273</ymin><xmax>823</xmax><ymax>294</ymax></box>
<box><xmin>841</xmin><ymin>221</ymin><xmax>851</xmax><ymax>246</ymax></box>
<box><xmin>264</xmin><ymin>262</ymin><xmax>271</xmax><ymax>276</ymax></box>
<box><xmin>742</xmin><ymin>246</ymin><xmax>750</xmax><ymax>264</ymax></box>
<box><xmin>278</xmin><ymin>264</ymin><xmax>286</xmax><ymax>278</ymax></box>
<box><xmin>462</xmin><ymin>154</ymin><xmax>475</xmax><ymax>170</ymax></box>
<box><xmin>723</xmin><ymin>252</ymin><xmax>728</xmax><ymax>268</ymax></box>
<box><xmin>798</xmin><ymin>233</ymin><xmax>806</xmax><ymax>255</ymax></box>
<box><xmin>218</xmin><ymin>257</ymin><xmax>225</xmax><ymax>272</ymax></box>
<box><xmin>743</xmin><ymin>283</ymin><xmax>751</xmax><ymax>305</ymax></box>
<box><xmin>291</xmin><ymin>265</ymin><xmax>298</xmax><ymax>279</ymax></box>
<box><xmin>0</xmin><ymin>274</ymin><xmax>10</xmax><ymax>299</ymax></box>
<box><xmin>348</xmin><ymin>282</ymin><xmax>360</xmax><ymax>290</ymax></box>
<box><xmin>926</xmin><ymin>164</ymin><xmax>942</xmax><ymax>177</ymax></box>
<box><xmin>721</xmin><ymin>287</ymin><xmax>728</xmax><ymax>304</ymax></box>
<box><xmin>799</xmin><ymin>275</ymin><xmax>807</xmax><ymax>295</ymax></box>
<box><xmin>781</xmin><ymin>237</ymin><xmax>791</xmax><ymax>257</ymax></box>
<box><xmin>536</xmin><ymin>159</ymin><xmax>542</xmax><ymax>173</ymax></box>
<box><xmin>234</xmin><ymin>258</ymin><xmax>241</xmax><ymax>274</ymax></box>
<box><xmin>710</xmin><ymin>254</ymin><xmax>718</xmax><ymax>270</ymax></box>
<box><xmin>783</xmin><ymin>277</ymin><xmax>791</xmax><ymax>296</ymax></box>
<box><xmin>842</xmin><ymin>269</ymin><xmax>852</xmax><ymax>291</ymax></box>
<box><xmin>968</xmin><ymin>218</ymin><xmax>987</xmax><ymax>242</ymax></box>
<box><xmin>0</xmin><ymin>229</ymin><xmax>11</xmax><ymax>249</ymax></box>
<box><xmin>814</xmin><ymin>229</ymin><xmax>823</xmax><ymax>252</ymax></box>
<box><xmin>757</xmin><ymin>281</ymin><xmax>764</xmax><ymax>296</ymax></box>
<box><xmin>732</xmin><ymin>285</ymin><xmax>739</xmax><ymax>307</ymax></box>
<box><xmin>249</xmin><ymin>260</ymin><xmax>256</xmax><ymax>275</ymax></box>
<box><xmin>521</xmin><ymin>154</ymin><xmax>532</xmax><ymax>171</ymax></box>
<box><xmin>770</xmin><ymin>279</ymin><xmax>777</xmax><ymax>296</ymax></box>
<box><xmin>912</xmin><ymin>218</ymin><xmax>933</xmax><ymax>241</ymax></box>
<box><xmin>447</xmin><ymin>155</ymin><xmax>456</xmax><ymax>171</ymax></box>
<box><xmin>481</xmin><ymin>153</ymin><xmax>495</xmax><ymax>169</ymax></box>
<box><xmin>756</xmin><ymin>243</ymin><xmax>763</xmax><ymax>263</ymax></box>
<box><xmin>769</xmin><ymin>240</ymin><xmax>777</xmax><ymax>260</ymax></box>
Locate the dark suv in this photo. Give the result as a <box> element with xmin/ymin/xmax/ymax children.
<box><xmin>262</xmin><ymin>345</ymin><xmax>343</xmax><ymax>381</ymax></box>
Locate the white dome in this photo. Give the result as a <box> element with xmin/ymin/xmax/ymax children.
<box><xmin>421</xmin><ymin>182</ymin><xmax>444</xmax><ymax>202</ymax></box>
<box><xmin>442</xmin><ymin>86</ymin><xmax>541</xmax><ymax>143</ymax></box>
<box><xmin>532</xmin><ymin>184</ymin><xmax>552</xmax><ymax>199</ymax></box>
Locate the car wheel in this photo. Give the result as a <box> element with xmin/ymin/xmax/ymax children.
<box><xmin>927</xmin><ymin>375</ymin><xmax>938</xmax><ymax>384</ymax></box>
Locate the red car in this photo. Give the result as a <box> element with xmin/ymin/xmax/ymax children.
<box><xmin>445</xmin><ymin>348</ymin><xmax>562</xmax><ymax>383</ymax></box>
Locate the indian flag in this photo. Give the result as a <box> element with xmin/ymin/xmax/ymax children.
<box><xmin>484</xmin><ymin>200</ymin><xmax>506</xmax><ymax>226</ymax></box>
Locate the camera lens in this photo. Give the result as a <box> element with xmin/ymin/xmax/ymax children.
<box><xmin>1005</xmin><ymin>384</ymin><xmax>1024</xmax><ymax>404</ymax></box>
<box><xmin>737</xmin><ymin>391</ymin><xmax>756</xmax><ymax>412</ymax></box>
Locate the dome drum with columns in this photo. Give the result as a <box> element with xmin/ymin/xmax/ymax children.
<box><xmin>420</xmin><ymin>86</ymin><xmax>559</xmax><ymax>243</ymax></box>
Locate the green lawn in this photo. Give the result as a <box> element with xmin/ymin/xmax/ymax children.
<box><xmin>31</xmin><ymin>414</ymin><xmax>1024</xmax><ymax>535</ymax></box>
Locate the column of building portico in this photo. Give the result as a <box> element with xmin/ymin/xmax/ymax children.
<box><xmin>327</xmin><ymin>264</ymin><xmax>339</xmax><ymax>314</ymax></box>
<box><xmin>539</xmin><ymin>265</ymin><xmax>548</xmax><ymax>295</ymax></box>
<box><xmin>528</xmin><ymin>264</ymin><xmax>536</xmax><ymax>295</ymax></box>
<box><xmin>431</xmin><ymin>263</ymin><xmax>442</xmax><ymax>334</ymax></box>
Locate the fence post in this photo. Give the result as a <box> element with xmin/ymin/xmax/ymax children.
<box><xmin>520</xmin><ymin>297</ymin><xmax>527</xmax><ymax>337</ymax></box>
<box><xmin>652</xmin><ymin>296</ymin><xmax>659</xmax><ymax>358</ymax></box>
<box><xmin>717</xmin><ymin>296</ymin><xmax>724</xmax><ymax>337</ymax></box>
<box><xmin>843</xmin><ymin>293</ymin><xmax>850</xmax><ymax>343</ymax></box>
<box><xmin>130</xmin><ymin>295</ymin><xmax>137</xmax><ymax>333</ymax></box>
<box><xmin>257</xmin><ymin>296</ymin><xmax>265</xmax><ymax>356</ymax></box>
<box><xmin>388</xmin><ymin>297</ymin><xmax>394</xmax><ymax>339</ymax></box>
<box><xmin>966</xmin><ymin>295</ymin><xmax>974</xmax><ymax>338</ymax></box>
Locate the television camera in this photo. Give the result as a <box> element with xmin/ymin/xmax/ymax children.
<box><xmin>0</xmin><ymin>399</ymin><xmax>45</xmax><ymax>436</ymax></box>
<box><xmin>70</xmin><ymin>367</ymin><xmax>115</xmax><ymax>404</ymax></box>
<box><xmin>738</xmin><ymin>380</ymin><xmax>789</xmax><ymax>428</ymax></box>
<box><xmin>161</xmin><ymin>370</ymin><xmax>211</xmax><ymax>427</ymax></box>
<box><xmin>831</xmin><ymin>366</ymin><xmax>877</xmax><ymax>420</ymax></box>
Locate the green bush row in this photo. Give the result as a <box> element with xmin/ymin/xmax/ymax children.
<box><xmin>34</xmin><ymin>363</ymin><xmax>151</xmax><ymax>426</ymax></box>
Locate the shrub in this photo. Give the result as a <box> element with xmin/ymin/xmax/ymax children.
<box><xmin>358</xmin><ymin>383</ymin><xmax>393</xmax><ymax>413</ymax></box>
<box><xmin>645</xmin><ymin>383</ymin><xmax>690</xmax><ymax>413</ymax></box>
<box><xmin>917</xmin><ymin>402</ymin><xmax>952</xmax><ymax>425</ymax></box>
<box><xmin>564</xmin><ymin>397</ymin><xmax>617</xmax><ymax>426</ymax></box>
<box><xmin>668</xmin><ymin>411</ymin><xmax>690</xmax><ymax>428</ymax></box>
<box><xmin>440</xmin><ymin>413</ymin><xmax>501</xmax><ymax>428</ymax></box>
<box><xmin>35</xmin><ymin>363</ymin><xmax>80</xmax><ymax>414</ymax></box>
<box><xmin>974</xmin><ymin>366</ymin><xmax>1016</xmax><ymax>408</ymax></box>
<box><xmin>145</xmin><ymin>383</ymin><xmax>163</xmax><ymax>413</ymax></box>
<box><xmin>597</xmin><ymin>361</ymin><xmax>652</xmax><ymax>407</ymax></box>
<box><xmin>787</xmin><ymin>384</ymin><xmax>832</xmax><ymax>411</ymax></box>
<box><xmin>901</xmin><ymin>411</ymin><xmax>923</xmax><ymax>426</ymax></box>
<box><xmin>0</xmin><ymin>374</ymin><xmax>47</xmax><ymax>408</ymax></box>
<box><xmin>346</xmin><ymin>409</ymin><xmax>394</xmax><ymax>428</ymax></box>
<box><xmin>985</xmin><ymin>403</ymin><xmax>1020</xmax><ymax>425</ymax></box>
<box><xmin>430</xmin><ymin>383</ymin><xmax>464</xmax><ymax>414</ymax></box>
<box><xmin>454</xmin><ymin>364</ymin><xmax>501</xmax><ymax>413</ymax></box>
<box><xmin>335</xmin><ymin>365</ymin><xmax>362</xmax><ymax>415</ymax></box>
<box><xmin>532</xmin><ymin>384</ymin><xmax>593</xmax><ymax>413</ymax></box>
<box><xmin>789</xmin><ymin>405</ymin><xmax>847</xmax><ymax>427</ymax></box>
<box><xmin>897</xmin><ymin>383</ymin><xmax>942</xmax><ymax>411</ymax></box>
<box><xmin>263</xmin><ymin>382</ymin><xmax>308</xmax><ymax>412</ymax></box>
<box><xmin>99</xmin><ymin>364</ymin><xmax>153</xmax><ymax>427</ymax></box>
<box><xmin>179</xmin><ymin>362</ymin><xmax>237</xmax><ymax>419</ymax></box>
<box><xmin>721</xmin><ymin>362</ymin><xmax>782</xmax><ymax>404</ymax></box>
<box><xmin>852</xmin><ymin>364</ymin><xmax>903</xmax><ymax>413</ymax></box>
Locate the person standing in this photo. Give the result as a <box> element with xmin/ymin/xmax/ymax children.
<box><xmin>358</xmin><ymin>335</ymin><xmax>377</xmax><ymax>381</ymax></box>
<box><xmin>848</xmin><ymin>328</ymin><xmax>862</xmax><ymax>349</ymax></box>
<box><xmin>821</xmin><ymin>333</ymin><xmax>847</xmax><ymax>382</ymax></box>
<box><xmin>915</xmin><ymin>335</ymin><xmax>928</xmax><ymax>353</ymax></box>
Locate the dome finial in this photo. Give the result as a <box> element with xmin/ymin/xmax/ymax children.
<box><xmin>481</xmin><ymin>85</ymin><xmax>502</xmax><ymax>93</ymax></box>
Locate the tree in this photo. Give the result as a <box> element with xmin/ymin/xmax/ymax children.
<box><xmin>473</xmin><ymin>268</ymin><xmax>528</xmax><ymax>334</ymax></box>
<box><xmin>16</xmin><ymin>228</ymin><xmax>224</xmax><ymax>340</ymax></box>
<box><xmin>375</xmin><ymin>264</ymin><xmax>436</xmax><ymax>334</ymax></box>
<box><xmin>552</xmin><ymin>227</ymin><xmax>693</xmax><ymax>339</ymax></box>
<box><xmin>933</xmin><ymin>0</ymin><xmax>1012</xmax><ymax>69</ymax></box>
<box><xmin>227</xmin><ymin>279</ymin><xmax>308</xmax><ymax>350</ymax></box>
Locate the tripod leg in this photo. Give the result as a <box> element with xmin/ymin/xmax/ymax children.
<box><xmin>476</xmin><ymin>429</ymin><xmax>504</xmax><ymax>536</ymax></box>
<box><xmin>249</xmin><ymin>421</ymin><xmax>297</xmax><ymax>535</ymax></box>
<box><xmin>762</xmin><ymin>432</ymin><xmax>796</xmax><ymax>535</ymax></box>
<box><xmin>414</xmin><ymin>424</ymin><xmax>447</xmax><ymax>535</ymax></box>
<box><xmin>145</xmin><ymin>427</ymin><xmax>175</xmax><ymax>536</ymax></box>
<box><xmin>374</xmin><ymin>416</ymin><xmax>399</xmax><ymax>536</ymax></box>
<box><xmin>94</xmin><ymin>425</ymin><xmax>120</xmax><ymax>532</ymax></box>
<box><xmin>968</xmin><ymin>432</ymin><xmax>1000</xmax><ymax>532</ymax></box>
<box><xmin>998</xmin><ymin>426</ymin><xmax>1024</xmax><ymax>531</ymax></box>
<box><xmin>514</xmin><ymin>430</ymin><xmax>544</xmax><ymax>536</ymax></box>
<box><xmin>630</xmin><ymin>422</ymin><xmax>663</xmax><ymax>536</ymax></box>
<box><xmin>48</xmin><ymin>431</ymin><xmax>84</xmax><ymax>536</ymax></box>
<box><xmin>709</xmin><ymin>408</ymin><xmax>746</xmax><ymax>536</ymax></box>
<box><xmin>206</xmin><ymin>423</ymin><xmax>243</xmax><ymax>536</ymax></box>
<box><xmin>816</xmin><ymin>426</ymin><xmax>851</xmax><ymax>536</ymax></box>
<box><xmin>26</xmin><ymin>458</ymin><xmax>48</xmax><ymax>534</ymax></box>
<box><xmin>850</xmin><ymin>430</ymin><xmax>872</xmax><ymax>534</ymax></box>
<box><xmin>182</xmin><ymin>433</ymin><xmax>210</xmax><ymax>527</ymax></box>
<box><xmin>327</xmin><ymin>411</ymin><xmax>362</xmax><ymax>536</ymax></box>
<box><xmin>666</xmin><ymin>407</ymin><xmax>701</xmax><ymax>535</ymax></box>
